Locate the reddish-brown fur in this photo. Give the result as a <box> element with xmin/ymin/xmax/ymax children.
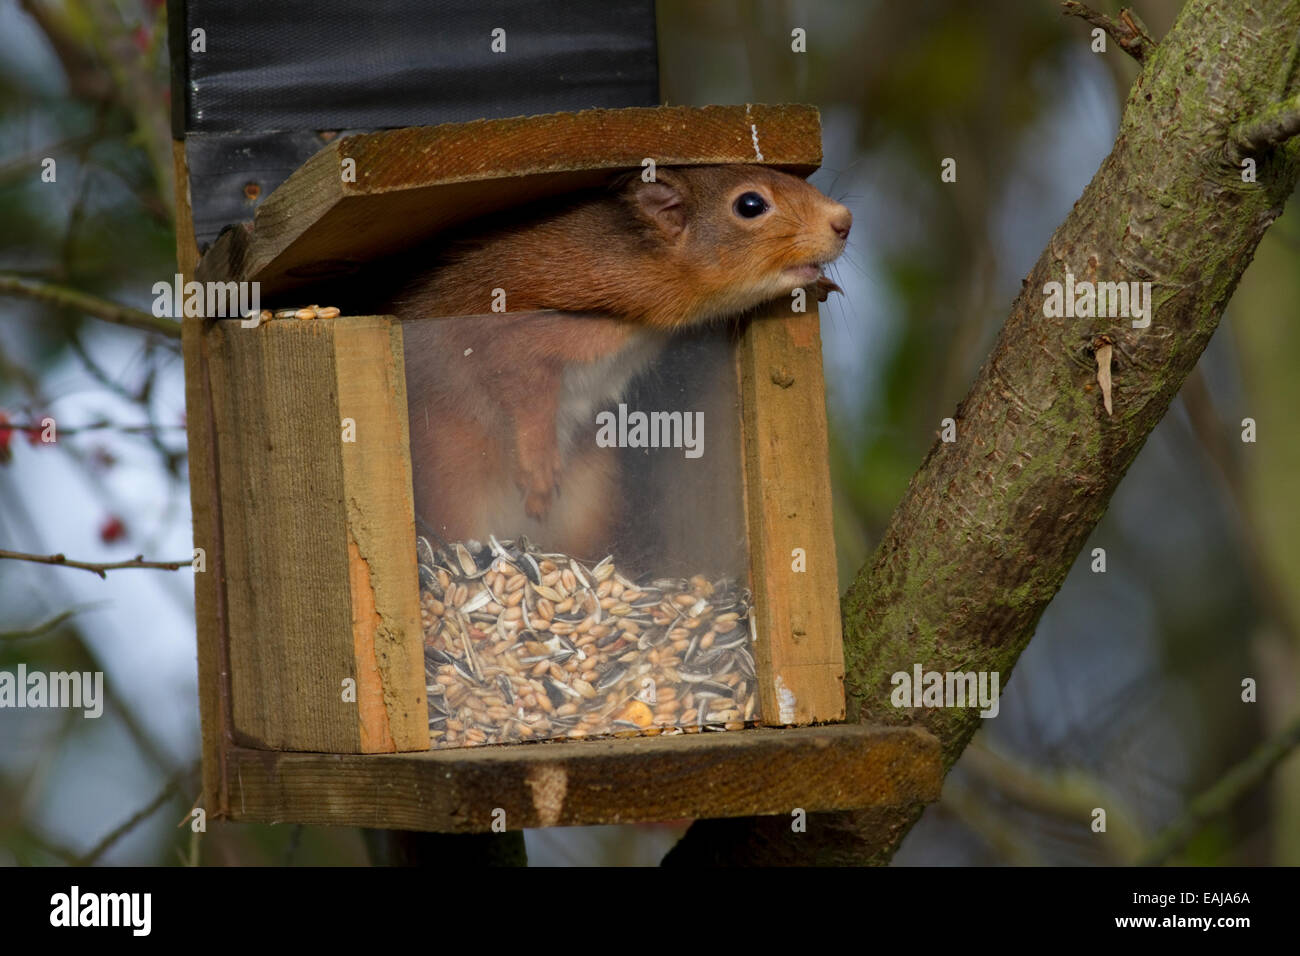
<box><xmin>393</xmin><ymin>165</ymin><xmax>851</xmax><ymax>556</ymax></box>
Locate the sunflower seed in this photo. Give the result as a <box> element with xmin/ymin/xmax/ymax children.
<box><xmin>418</xmin><ymin>536</ymin><xmax>758</xmax><ymax>748</ymax></box>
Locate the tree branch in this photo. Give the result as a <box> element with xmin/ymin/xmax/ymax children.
<box><xmin>1061</xmin><ymin>2</ymin><xmax>1156</xmax><ymax>62</ymax></box>
<box><xmin>1232</xmin><ymin>91</ymin><xmax>1300</xmax><ymax>156</ymax></box>
<box><xmin>0</xmin><ymin>548</ymin><xmax>190</xmax><ymax>578</ymax></box>
<box><xmin>667</xmin><ymin>0</ymin><xmax>1300</xmax><ymax>866</ymax></box>
<box><xmin>1137</xmin><ymin>709</ymin><xmax>1300</xmax><ymax>865</ymax></box>
<box><xmin>0</xmin><ymin>274</ymin><xmax>180</xmax><ymax>339</ymax></box>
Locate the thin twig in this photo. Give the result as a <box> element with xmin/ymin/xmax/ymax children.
<box><xmin>15</xmin><ymin>0</ymin><xmax>113</xmax><ymax>102</ymax></box>
<box><xmin>59</xmin><ymin>105</ymin><xmax>104</xmax><ymax>280</ymax></box>
<box><xmin>1</xmin><ymin>420</ymin><xmax>184</xmax><ymax>437</ymax></box>
<box><xmin>1180</xmin><ymin>368</ymin><xmax>1300</xmax><ymax>648</ymax></box>
<box><xmin>938</xmin><ymin>780</ymin><xmax>1044</xmax><ymax>865</ymax></box>
<box><xmin>0</xmin><ymin>548</ymin><xmax>189</xmax><ymax>578</ymax></box>
<box><xmin>1061</xmin><ymin>2</ymin><xmax>1156</xmax><ymax>62</ymax></box>
<box><xmin>79</xmin><ymin>0</ymin><xmax>176</xmax><ymax>221</ymax></box>
<box><xmin>64</xmin><ymin>331</ymin><xmax>188</xmax><ymax>476</ymax></box>
<box><xmin>963</xmin><ymin>741</ymin><xmax>1146</xmax><ymax>864</ymax></box>
<box><xmin>76</xmin><ymin>769</ymin><xmax>193</xmax><ymax>866</ymax></box>
<box><xmin>1137</xmin><ymin>709</ymin><xmax>1300</xmax><ymax>865</ymax></box>
<box><xmin>284</xmin><ymin>824</ymin><xmax>304</xmax><ymax>865</ymax></box>
<box><xmin>176</xmin><ymin>826</ymin><xmax>201</xmax><ymax>867</ymax></box>
<box><xmin>1231</xmin><ymin>92</ymin><xmax>1300</xmax><ymax>155</ymax></box>
<box><xmin>21</xmin><ymin>829</ymin><xmax>83</xmax><ymax>866</ymax></box>
<box><xmin>0</xmin><ymin>131</ymin><xmax>104</xmax><ymax>182</ymax></box>
<box><xmin>0</xmin><ymin>608</ymin><xmax>83</xmax><ymax>642</ymax></box>
<box><xmin>0</xmin><ymin>273</ymin><xmax>180</xmax><ymax>339</ymax></box>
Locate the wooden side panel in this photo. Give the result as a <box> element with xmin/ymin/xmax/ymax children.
<box><xmin>206</xmin><ymin>319</ymin><xmax>360</xmax><ymax>752</ymax></box>
<box><xmin>334</xmin><ymin>318</ymin><xmax>428</xmax><ymax>752</ymax></box>
<box><xmin>176</xmin><ymin>139</ymin><xmax>227</xmax><ymax>812</ymax></box>
<box><xmin>183</xmin><ymin>321</ymin><xmax>228</xmax><ymax>810</ymax></box>
<box><xmin>172</xmin><ymin>140</ymin><xmax>199</xmax><ymax>279</ymax></box>
<box><xmin>225</xmin><ymin>724</ymin><xmax>942</xmax><ymax>832</ymax></box>
<box><xmin>739</xmin><ymin>302</ymin><xmax>846</xmax><ymax>725</ymax></box>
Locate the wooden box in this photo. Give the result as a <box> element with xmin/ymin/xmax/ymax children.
<box><xmin>179</xmin><ymin>105</ymin><xmax>941</xmax><ymax>830</ymax></box>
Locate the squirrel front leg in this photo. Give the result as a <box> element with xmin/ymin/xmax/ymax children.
<box><xmin>509</xmin><ymin>383</ymin><xmax>564</xmax><ymax>519</ymax></box>
<box><xmin>494</xmin><ymin>315</ymin><xmax>636</xmax><ymax>520</ymax></box>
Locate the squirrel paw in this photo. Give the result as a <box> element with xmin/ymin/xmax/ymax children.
<box><xmin>524</xmin><ymin>487</ymin><xmax>554</xmax><ymax>519</ymax></box>
<box><xmin>517</xmin><ymin>451</ymin><xmax>563</xmax><ymax>519</ymax></box>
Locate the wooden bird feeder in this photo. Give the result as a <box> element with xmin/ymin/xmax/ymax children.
<box><xmin>178</xmin><ymin>104</ymin><xmax>941</xmax><ymax>831</ymax></box>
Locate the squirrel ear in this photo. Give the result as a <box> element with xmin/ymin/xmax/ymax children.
<box><xmin>630</xmin><ymin>172</ymin><xmax>688</xmax><ymax>238</ymax></box>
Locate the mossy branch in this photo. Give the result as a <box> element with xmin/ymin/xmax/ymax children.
<box><xmin>1232</xmin><ymin>91</ymin><xmax>1300</xmax><ymax>156</ymax></box>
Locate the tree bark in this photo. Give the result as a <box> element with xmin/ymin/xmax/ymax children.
<box><xmin>666</xmin><ymin>0</ymin><xmax>1300</xmax><ymax>866</ymax></box>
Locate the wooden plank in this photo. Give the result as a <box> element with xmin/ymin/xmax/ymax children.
<box><xmin>223</xmin><ymin>724</ymin><xmax>942</xmax><ymax>832</ymax></box>
<box><xmin>195</xmin><ymin>104</ymin><xmax>824</xmax><ymax>295</ymax></box>
<box><xmin>175</xmin><ymin>138</ymin><xmax>228</xmax><ymax>813</ymax></box>
<box><xmin>739</xmin><ymin>301</ymin><xmax>846</xmax><ymax>725</ymax></box>
<box><xmin>172</xmin><ymin>140</ymin><xmax>199</xmax><ymax>278</ymax></box>
<box><xmin>184</xmin><ymin>321</ymin><xmax>230</xmax><ymax>811</ymax></box>
<box><xmin>206</xmin><ymin>319</ymin><xmax>360</xmax><ymax>752</ymax></box>
<box><xmin>333</xmin><ymin>318</ymin><xmax>428</xmax><ymax>752</ymax></box>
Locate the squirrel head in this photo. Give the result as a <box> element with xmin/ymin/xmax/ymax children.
<box><xmin>618</xmin><ymin>165</ymin><xmax>852</xmax><ymax>324</ymax></box>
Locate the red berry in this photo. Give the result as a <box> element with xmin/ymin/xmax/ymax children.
<box><xmin>99</xmin><ymin>515</ymin><xmax>127</xmax><ymax>543</ymax></box>
<box><xmin>0</xmin><ymin>411</ymin><xmax>13</xmax><ymax>464</ymax></box>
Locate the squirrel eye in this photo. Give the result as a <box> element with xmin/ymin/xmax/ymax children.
<box><xmin>733</xmin><ymin>192</ymin><xmax>769</xmax><ymax>218</ymax></box>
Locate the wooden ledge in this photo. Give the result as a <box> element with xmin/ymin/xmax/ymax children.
<box><xmin>196</xmin><ymin>104</ymin><xmax>823</xmax><ymax>295</ymax></box>
<box><xmin>222</xmin><ymin>723</ymin><xmax>942</xmax><ymax>832</ymax></box>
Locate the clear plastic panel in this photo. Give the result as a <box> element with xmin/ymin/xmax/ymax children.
<box><xmin>404</xmin><ymin>312</ymin><xmax>755</xmax><ymax>748</ymax></box>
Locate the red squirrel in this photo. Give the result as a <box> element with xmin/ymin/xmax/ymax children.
<box><xmin>393</xmin><ymin>165</ymin><xmax>851</xmax><ymax>558</ymax></box>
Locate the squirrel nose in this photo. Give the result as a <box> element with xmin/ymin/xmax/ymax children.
<box><xmin>830</xmin><ymin>208</ymin><xmax>852</xmax><ymax>241</ymax></box>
